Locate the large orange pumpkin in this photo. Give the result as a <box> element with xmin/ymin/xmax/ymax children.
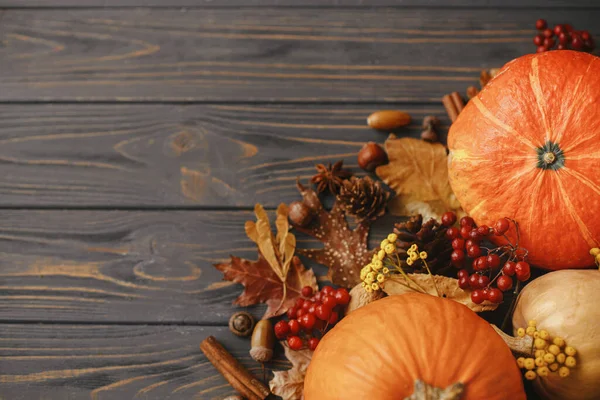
<box><xmin>448</xmin><ymin>51</ymin><xmax>600</xmax><ymax>270</ymax></box>
<box><xmin>304</xmin><ymin>293</ymin><xmax>525</xmax><ymax>400</ymax></box>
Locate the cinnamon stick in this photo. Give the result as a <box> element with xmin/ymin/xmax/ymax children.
<box><xmin>200</xmin><ymin>336</ymin><xmax>270</xmax><ymax>400</ymax></box>
<box><xmin>450</xmin><ymin>92</ymin><xmax>465</xmax><ymax>114</ymax></box>
<box><xmin>442</xmin><ymin>94</ymin><xmax>459</xmax><ymax>123</ymax></box>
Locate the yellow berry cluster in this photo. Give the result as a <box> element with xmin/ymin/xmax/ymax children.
<box><xmin>516</xmin><ymin>320</ymin><xmax>577</xmax><ymax>381</ymax></box>
<box><xmin>590</xmin><ymin>247</ymin><xmax>600</xmax><ymax>268</ymax></box>
<box><xmin>360</xmin><ymin>233</ymin><xmax>397</xmax><ymax>293</ymax></box>
<box><xmin>406</xmin><ymin>244</ymin><xmax>428</xmax><ymax>266</ymax></box>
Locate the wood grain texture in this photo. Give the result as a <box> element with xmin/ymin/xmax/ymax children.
<box><xmin>0</xmin><ymin>208</ymin><xmax>395</xmax><ymax>323</ymax></box>
<box><xmin>0</xmin><ymin>8</ymin><xmax>597</xmax><ymax>102</ymax></box>
<box><xmin>2</xmin><ymin>0</ymin><xmax>600</xmax><ymax>8</ymax></box>
<box><xmin>0</xmin><ymin>323</ymin><xmax>287</xmax><ymax>400</ymax></box>
<box><xmin>0</xmin><ymin>104</ymin><xmax>446</xmax><ymax>207</ymax></box>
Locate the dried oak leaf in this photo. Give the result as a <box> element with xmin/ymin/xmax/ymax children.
<box><xmin>269</xmin><ymin>344</ymin><xmax>312</xmax><ymax>400</ymax></box>
<box><xmin>382</xmin><ymin>274</ymin><xmax>498</xmax><ymax>312</ymax></box>
<box><xmin>376</xmin><ymin>136</ymin><xmax>464</xmax><ymax>221</ymax></box>
<box><xmin>215</xmin><ymin>204</ymin><xmax>318</xmax><ymax>319</ymax></box>
<box><xmin>293</xmin><ymin>181</ymin><xmax>377</xmax><ymax>288</ymax></box>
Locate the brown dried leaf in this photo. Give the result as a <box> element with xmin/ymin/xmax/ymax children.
<box><xmin>215</xmin><ymin>255</ymin><xmax>318</xmax><ymax>319</ymax></box>
<box><xmin>382</xmin><ymin>274</ymin><xmax>498</xmax><ymax>312</ymax></box>
<box><xmin>376</xmin><ymin>136</ymin><xmax>464</xmax><ymax>221</ymax></box>
<box><xmin>269</xmin><ymin>344</ymin><xmax>313</xmax><ymax>400</ymax></box>
<box><xmin>293</xmin><ymin>181</ymin><xmax>376</xmax><ymax>288</ymax></box>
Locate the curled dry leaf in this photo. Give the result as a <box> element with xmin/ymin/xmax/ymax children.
<box><xmin>345</xmin><ymin>283</ymin><xmax>386</xmax><ymax>314</ymax></box>
<box><xmin>383</xmin><ymin>274</ymin><xmax>498</xmax><ymax>313</ymax></box>
<box><xmin>215</xmin><ymin>204</ymin><xmax>318</xmax><ymax>319</ymax></box>
<box><xmin>269</xmin><ymin>344</ymin><xmax>313</xmax><ymax>400</ymax></box>
<box><xmin>293</xmin><ymin>181</ymin><xmax>377</xmax><ymax>288</ymax></box>
<box><xmin>376</xmin><ymin>136</ymin><xmax>464</xmax><ymax>221</ymax></box>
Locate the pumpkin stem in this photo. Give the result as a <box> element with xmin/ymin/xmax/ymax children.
<box><xmin>543</xmin><ymin>152</ymin><xmax>556</xmax><ymax>165</ymax></box>
<box><xmin>404</xmin><ymin>380</ymin><xmax>464</xmax><ymax>400</ymax></box>
<box><xmin>491</xmin><ymin>324</ymin><xmax>534</xmax><ymax>357</ymax></box>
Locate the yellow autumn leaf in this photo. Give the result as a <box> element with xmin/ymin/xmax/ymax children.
<box><xmin>376</xmin><ymin>136</ymin><xmax>464</xmax><ymax>221</ymax></box>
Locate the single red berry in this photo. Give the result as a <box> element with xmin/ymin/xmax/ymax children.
<box><xmin>487</xmin><ymin>288</ymin><xmax>504</xmax><ymax>304</ymax></box>
<box><xmin>287</xmin><ymin>335</ymin><xmax>303</xmax><ymax>350</ymax></box>
<box><xmin>494</xmin><ymin>218</ymin><xmax>510</xmax><ymax>235</ymax></box>
<box><xmin>459</xmin><ymin>216</ymin><xmax>475</xmax><ymax>227</ymax></box>
<box><xmin>486</xmin><ymin>254</ymin><xmax>501</xmax><ymax>269</ymax></box>
<box><xmin>315</xmin><ymin>304</ymin><xmax>332</xmax><ymax>321</ymax></box>
<box><xmin>481</xmin><ymin>288</ymin><xmax>490</xmax><ymax>299</ymax></box>
<box><xmin>471</xmin><ymin>289</ymin><xmax>485</xmax><ymax>304</ymax></box>
<box><xmin>572</xmin><ymin>34</ymin><xmax>584</xmax><ymax>49</ymax></box>
<box><xmin>557</xmin><ymin>44</ymin><xmax>567</xmax><ymax>50</ymax></box>
<box><xmin>308</xmin><ymin>337</ymin><xmax>320</xmax><ymax>351</ymax></box>
<box><xmin>334</xmin><ymin>288</ymin><xmax>350</xmax><ymax>305</ymax></box>
<box><xmin>274</xmin><ymin>320</ymin><xmax>290</xmax><ymax>339</ymax></box>
<box><xmin>476</xmin><ymin>225</ymin><xmax>491</xmax><ymax>237</ymax></box>
<box><xmin>564</xmin><ymin>24</ymin><xmax>574</xmax><ymax>32</ymax></box>
<box><xmin>441</xmin><ymin>211</ymin><xmax>457</xmax><ymax>227</ymax></box>
<box><xmin>446</xmin><ymin>227</ymin><xmax>460</xmax><ymax>240</ymax></box>
<box><xmin>515</xmin><ymin>261</ymin><xmax>531</xmax><ymax>281</ymax></box>
<box><xmin>474</xmin><ymin>256</ymin><xmax>488</xmax><ymax>271</ymax></box>
<box><xmin>322</xmin><ymin>295</ymin><xmax>337</xmax><ymax>309</ymax></box>
<box><xmin>477</xmin><ymin>274</ymin><xmax>490</xmax><ymax>289</ymax></box>
<box><xmin>301</xmin><ymin>286</ymin><xmax>313</xmax><ymax>297</ymax></box>
<box><xmin>468</xmin><ymin>274</ymin><xmax>479</xmax><ymax>289</ymax></box>
<box><xmin>451</xmin><ymin>250</ymin><xmax>466</xmax><ymax>267</ymax></box>
<box><xmin>543</xmin><ymin>28</ymin><xmax>554</xmax><ymax>38</ymax></box>
<box><xmin>287</xmin><ymin>307</ymin><xmax>298</xmax><ymax>319</ymax></box>
<box><xmin>535</xmin><ymin>19</ymin><xmax>547</xmax><ymax>30</ymax></box>
<box><xmin>502</xmin><ymin>261</ymin><xmax>516</xmax><ymax>276</ymax></box>
<box><xmin>458</xmin><ymin>276</ymin><xmax>470</xmax><ymax>289</ymax></box>
<box><xmin>328</xmin><ymin>310</ymin><xmax>339</xmax><ymax>325</ymax></box>
<box><xmin>460</xmin><ymin>226</ymin><xmax>471</xmax><ymax>239</ymax></box>
<box><xmin>497</xmin><ymin>275</ymin><xmax>513</xmax><ymax>292</ymax></box>
<box><xmin>468</xmin><ymin>229</ymin><xmax>482</xmax><ymax>242</ymax></box>
<box><xmin>536</xmin><ymin>46</ymin><xmax>548</xmax><ymax>53</ymax></box>
<box><xmin>312</xmin><ymin>292</ymin><xmax>321</xmax><ymax>303</ymax></box>
<box><xmin>533</xmin><ymin>34</ymin><xmax>544</xmax><ymax>46</ymax></box>
<box><xmin>295</xmin><ymin>298</ymin><xmax>305</xmax><ymax>308</ymax></box>
<box><xmin>553</xmin><ymin>24</ymin><xmax>564</xmax><ymax>35</ymax></box>
<box><xmin>558</xmin><ymin>32</ymin><xmax>570</xmax><ymax>44</ymax></box>
<box><xmin>288</xmin><ymin>319</ymin><xmax>301</xmax><ymax>335</ymax></box>
<box><xmin>300</xmin><ymin>313</ymin><xmax>316</xmax><ymax>330</ymax></box>
<box><xmin>302</xmin><ymin>300</ymin><xmax>313</xmax><ymax>311</ymax></box>
<box><xmin>581</xmin><ymin>31</ymin><xmax>591</xmax><ymax>41</ymax></box>
<box><xmin>585</xmin><ymin>38</ymin><xmax>595</xmax><ymax>51</ymax></box>
<box><xmin>308</xmin><ymin>304</ymin><xmax>317</xmax><ymax>314</ymax></box>
<box><xmin>452</xmin><ymin>238</ymin><xmax>466</xmax><ymax>250</ymax></box>
<box><xmin>544</xmin><ymin>37</ymin><xmax>555</xmax><ymax>48</ymax></box>
<box><xmin>321</xmin><ymin>286</ymin><xmax>335</xmax><ymax>297</ymax></box>
<box><xmin>457</xmin><ymin>269</ymin><xmax>469</xmax><ymax>279</ymax></box>
<box><xmin>467</xmin><ymin>244</ymin><xmax>482</xmax><ymax>258</ymax></box>
<box><xmin>296</xmin><ymin>308</ymin><xmax>306</xmax><ymax>318</ymax></box>
<box><xmin>464</xmin><ymin>239</ymin><xmax>477</xmax><ymax>249</ymax></box>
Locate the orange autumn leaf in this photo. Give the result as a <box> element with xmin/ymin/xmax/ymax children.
<box><xmin>376</xmin><ymin>136</ymin><xmax>463</xmax><ymax>221</ymax></box>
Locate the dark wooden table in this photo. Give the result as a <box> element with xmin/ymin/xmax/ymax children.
<box><xmin>0</xmin><ymin>1</ymin><xmax>598</xmax><ymax>398</ymax></box>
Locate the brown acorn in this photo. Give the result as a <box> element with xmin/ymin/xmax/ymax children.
<box><xmin>289</xmin><ymin>201</ymin><xmax>313</xmax><ymax>227</ymax></box>
<box><xmin>357</xmin><ymin>142</ymin><xmax>388</xmax><ymax>172</ymax></box>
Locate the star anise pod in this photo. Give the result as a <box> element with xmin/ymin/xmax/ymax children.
<box><xmin>337</xmin><ymin>176</ymin><xmax>389</xmax><ymax>222</ymax></box>
<box><xmin>311</xmin><ymin>160</ymin><xmax>352</xmax><ymax>194</ymax></box>
<box><xmin>393</xmin><ymin>214</ymin><xmax>453</xmax><ymax>274</ymax></box>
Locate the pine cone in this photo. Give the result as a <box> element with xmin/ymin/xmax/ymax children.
<box><xmin>337</xmin><ymin>176</ymin><xmax>389</xmax><ymax>221</ymax></box>
<box><xmin>311</xmin><ymin>160</ymin><xmax>352</xmax><ymax>195</ymax></box>
<box><xmin>393</xmin><ymin>214</ymin><xmax>453</xmax><ymax>274</ymax></box>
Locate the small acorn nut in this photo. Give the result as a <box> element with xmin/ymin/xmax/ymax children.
<box><xmin>367</xmin><ymin>110</ymin><xmax>411</xmax><ymax>131</ymax></box>
<box><xmin>357</xmin><ymin>142</ymin><xmax>388</xmax><ymax>172</ymax></box>
<box><xmin>229</xmin><ymin>312</ymin><xmax>255</xmax><ymax>338</ymax></box>
<box><xmin>421</xmin><ymin>116</ymin><xmax>440</xmax><ymax>143</ymax></box>
<box><xmin>250</xmin><ymin>319</ymin><xmax>275</xmax><ymax>363</ymax></box>
<box><xmin>288</xmin><ymin>201</ymin><xmax>313</xmax><ymax>227</ymax></box>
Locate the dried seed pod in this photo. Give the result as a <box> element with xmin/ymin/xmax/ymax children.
<box><xmin>229</xmin><ymin>312</ymin><xmax>255</xmax><ymax>337</ymax></box>
<box><xmin>250</xmin><ymin>319</ymin><xmax>275</xmax><ymax>363</ymax></box>
<box><xmin>367</xmin><ymin>110</ymin><xmax>411</xmax><ymax>131</ymax></box>
<box><xmin>288</xmin><ymin>201</ymin><xmax>313</xmax><ymax>227</ymax></box>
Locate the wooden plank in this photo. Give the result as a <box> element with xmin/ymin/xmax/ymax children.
<box><xmin>0</xmin><ymin>209</ymin><xmax>394</xmax><ymax>323</ymax></box>
<box><xmin>2</xmin><ymin>0</ymin><xmax>600</xmax><ymax>8</ymax></box>
<box><xmin>0</xmin><ymin>104</ymin><xmax>446</xmax><ymax>207</ymax></box>
<box><xmin>0</xmin><ymin>323</ymin><xmax>286</xmax><ymax>400</ymax></box>
<box><xmin>0</xmin><ymin>9</ymin><xmax>597</xmax><ymax>102</ymax></box>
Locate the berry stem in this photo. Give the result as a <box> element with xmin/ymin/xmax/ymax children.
<box><xmin>501</xmin><ymin>280</ymin><xmax>522</xmax><ymax>332</ymax></box>
<box><xmin>394</xmin><ymin>253</ymin><xmax>428</xmax><ymax>294</ymax></box>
